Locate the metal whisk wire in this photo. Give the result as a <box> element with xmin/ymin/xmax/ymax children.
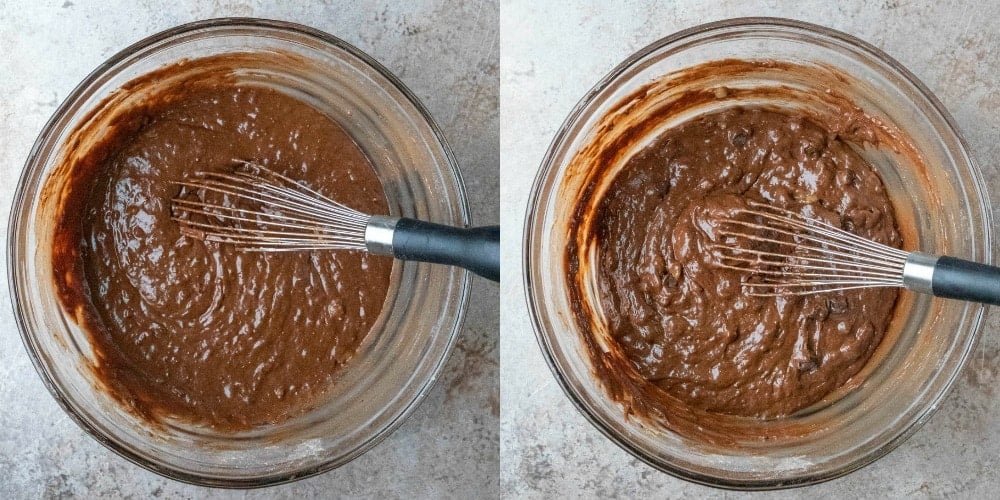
<box><xmin>170</xmin><ymin>160</ymin><xmax>370</xmax><ymax>251</ymax></box>
<box><xmin>711</xmin><ymin>202</ymin><xmax>910</xmax><ymax>295</ymax></box>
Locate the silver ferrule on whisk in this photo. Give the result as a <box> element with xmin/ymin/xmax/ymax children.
<box><xmin>902</xmin><ymin>252</ymin><xmax>939</xmax><ymax>294</ymax></box>
<box><xmin>365</xmin><ymin>215</ymin><xmax>399</xmax><ymax>256</ymax></box>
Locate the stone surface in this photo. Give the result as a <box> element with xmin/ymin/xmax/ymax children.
<box><xmin>5</xmin><ymin>0</ymin><xmax>1000</xmax><ymax>497</ymax></box>
<box><xmin>0</xmin><ymin>1</ymin><xmax>498</xmax><ymax>498</ymax></box>
<box><xmin>500</xmin><ymin>0</ymin><xmax>999</xmax><ymax>498</ymax></box>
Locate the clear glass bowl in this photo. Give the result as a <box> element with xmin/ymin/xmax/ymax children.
<box><xmin>9</xmin><ymin>19</ymin><xmax>470</xmax><ymax>487</ymax></box>
<box><xmin>524</xmin><ymin>18</ymin><xmax>990</xmax><ymax>488</ymax></box>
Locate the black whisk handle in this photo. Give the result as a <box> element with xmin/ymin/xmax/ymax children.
<box><xmin>391</xmin><ymin>218</ymin><xmax>500</xmax><ymax>282</ymax></box>
<box><xmin>932</xmin><ymin>256</ymin><xmax>1000</xmax><ymax>306</ymax></box>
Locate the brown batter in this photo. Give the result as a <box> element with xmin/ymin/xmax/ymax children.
<box><xmin>578</xmin><ymin>107</ymin><xmax>901</xmax><ymax>419</ymax></box>
<box><xmin>51</xmin><ymin>60</ymin><xmax>391</xmax><ymax>430</ymax></box>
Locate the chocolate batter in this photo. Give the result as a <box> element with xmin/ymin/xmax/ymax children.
<box><xmin>51</xmin><ymin>60</ymin><xmax>391</xmax><ymax>430</ymax></box>
<box><xmin>580</xmin><ymin>107</ymin><xmax>900</xmax><ymax>419</ymax></box>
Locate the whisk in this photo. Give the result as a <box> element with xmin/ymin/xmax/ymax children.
<box><xmin>170</xmin><ymin>161</ymin><xmax>500</xmax><ymax>282</ymax></box>
<box><xmin>711</xmin><ymin>202</ymin><xmax>1000</xmax><ymax>306</ymax></box>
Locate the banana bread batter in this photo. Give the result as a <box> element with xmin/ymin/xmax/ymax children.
<box><xmin>580</xmin><ymin>107</ymin><xmax>900</xmax><ymax>419</ymax></box>
<box><xmin>51</xmin><ymin>59</ymin><xmax>391</xmax><ymax>430</ymax></box>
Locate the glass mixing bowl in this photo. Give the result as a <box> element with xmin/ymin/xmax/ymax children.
<box><xmin>9</xmin><ymin>19</ymin><xmax>470</xmax><ymax>487</ymax></box>
<box><xmin>524</xmin><ymin>18</ymin><xmax>990</xmax><ymax>488</ymax></box>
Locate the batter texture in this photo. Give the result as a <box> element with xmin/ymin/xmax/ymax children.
<box><xmin>52</xmin><ymin>77</ymin><xmax>391</xmax><ymax>430</ymax></box>
<box><xmin>589</xmin><ymin>107</ymin><xmax>900</xmax><ymax>418</ymax></box>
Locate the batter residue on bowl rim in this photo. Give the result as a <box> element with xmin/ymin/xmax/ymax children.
<box><xmin>49</xmin><ymin>53</ymin><xmax>392</xmax><ymax>431</ymax></box>
<box><xmin>565</xmin><ymin>59</ymin><xmax>927</xmax><ymax>444</ymax></box>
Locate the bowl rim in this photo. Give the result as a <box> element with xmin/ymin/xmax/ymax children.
<box><xmin>522</xmin><ymin>16</ymin><xmax>992</xmax><ymax>490</ymax></box>
<box><xmin>8</xmin><ymin>17</ymin><xmax>472</xmax><ymax>488</ymax></box>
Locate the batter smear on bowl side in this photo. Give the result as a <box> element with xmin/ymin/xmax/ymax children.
<box><xmin>575</xmin><ymin>107</ymin><xmax>901</xmax><ymax>420</ymax></box>
<box><xmin>51</xmin><ymin>57</ymin><xmax>392</xmax><ymax>430</ymax></box>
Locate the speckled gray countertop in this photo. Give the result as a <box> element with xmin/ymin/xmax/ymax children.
<box><xmin>500</xmin><ymin>0</ymin><xmax>999</xmax><ymax>498</ymax></box>
<box><xmin>3</xmin><ymin>0</ymin><xmax>999</xmax><ymax>498</ymax></box>
<box><xmin>0</xmin><ymin>1</ymin><xmax>497</xmax><ymax>498</ymax></box>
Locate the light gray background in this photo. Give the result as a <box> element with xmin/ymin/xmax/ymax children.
<box><xmin>0</xmin><ymin>1</ymin><xmax>498</xmax><ymax>498</ymax></box>
<box><xmin>500</xmin><ymin>0</ymin><xmax>999</xmax><ymax>498</ymax></box>
<box><xmin>4</xmin><ymin>0</ymin><xmax>1000</xmax><ymax>498</ymax></box>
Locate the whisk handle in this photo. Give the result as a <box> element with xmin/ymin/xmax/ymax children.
<box><xmin>932</xmin><ymin>256</ymin><xmax>1000</xmax><ymax>306</ymax></box>
<box><xmin>390</xmin><ymin>218</ymin><xmax>500</xmax><ymax>282</ymax></box>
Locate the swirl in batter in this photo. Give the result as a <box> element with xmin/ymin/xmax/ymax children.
<box><xmin>52</xmin><ymin>71</ymin><xmax>391</xmax><ymax>430</ymax></box>
<box><xmin>587</xmin><ymin>107</ymin><xmax>901</xmax><ymax>419</ymax></box>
